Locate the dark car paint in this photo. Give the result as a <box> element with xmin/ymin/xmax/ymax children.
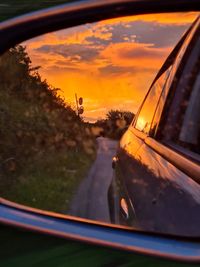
<box><xmin>113</xmin><ymin>15</ymin><xmax>200</xmax><ymax>237</ymax></box>
<box><xmin>117</xmin><ymin>131</ymin><xmax>200</xmax><ymax>236</ymax></box>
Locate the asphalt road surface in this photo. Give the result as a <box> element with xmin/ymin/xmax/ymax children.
<box><xmin>69</xmin><ymin>137</ymin><xmax>118</xmax><ymax>223</ymax></box>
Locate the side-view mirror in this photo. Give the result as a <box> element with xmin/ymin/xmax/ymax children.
<box><xmin>1</xmin><ymin>0</ymin><xmax>200</xmax><ymax>264</ymax></box>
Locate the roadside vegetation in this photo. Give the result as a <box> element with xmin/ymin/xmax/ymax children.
<box><xmin>0</xmin><ymin>45</ymin><xmax>96</xmax><ymax>213</ymax></box>
<box><xmin>0</xmin><ymin>0</ymin><xmax>76</xmax><ymax>22</ymax></box>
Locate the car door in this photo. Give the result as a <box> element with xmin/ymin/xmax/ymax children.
<box><xmin>116</xmin><ymin>16</ymin><xmax>200</xmax><ymax>236</ymax></box>
<box><xmin>115</xmin><ymin>65</ymin><xmax>173</xmax><ymax>228</ymax></box>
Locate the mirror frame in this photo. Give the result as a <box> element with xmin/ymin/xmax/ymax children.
<box><xmin>0</xmin><ymin>0</ymin><xmax>200</xmax><ymax>262</ymax></box>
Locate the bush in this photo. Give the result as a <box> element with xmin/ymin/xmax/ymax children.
<box><xmin>95</xmin><ymin>110</ymin><xmax>135</xmax><ymax>140</ymax></box>
<box><xmin>0</xmin><ymin>45</ymin><xmax>96</xmax><ymax>212</ymax></box>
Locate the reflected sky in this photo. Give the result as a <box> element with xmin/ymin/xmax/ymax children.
<box><xmin>23</xmin><ymin>13</ymin><xmax>197</xmax><ymax>121</ymax></box>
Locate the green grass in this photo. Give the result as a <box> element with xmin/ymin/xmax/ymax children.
<box><xmin>2</xmin><ymin>148</ymin><xmax>95</xmax><ymax>213</ymax></box>
<box><xmin>0</xmin><ymin>87</ymin><xmax>96</xmax><ymax>213</ymax></box>
<box><xmin>0</xmin><ymin>225</ymin><xmax>195</xmax><ymax>267</ymax></box>
<box><xmin>0</xmin><ymin>0</ymin><xmax>78</xmax><ymax>22</ymax></box>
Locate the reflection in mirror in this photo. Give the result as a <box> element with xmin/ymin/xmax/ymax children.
<box><xmin>0</xmin><ymin>12</ymin><xmax>200</xmax><ymax>237</ymax></box>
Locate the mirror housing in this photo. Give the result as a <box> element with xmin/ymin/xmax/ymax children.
<box><xmin>0</xmin><ymin>0</ymin><xmax>200</xmax><ymax>262</ymax></box>
<box><xmin>0</xmin><ymin>0</ymin><xmax>200</xmax><ymax>54</ymax></box>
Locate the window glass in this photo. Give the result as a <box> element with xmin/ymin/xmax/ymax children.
<box><xmin>135</xmin><ymin>70</ymin><xmax>171</xmax><ymax>134</ymax></box>
<box><xmin>150</xmin><ymin>67</ymin><xmax>172</xmax><ymax>135</ymax></box>
<box><xmin>177</xmin><ymin>70</ymin><xmax>200</xmax><ymax>155</ymax></box>
<box><xmin>163</xmin><ymin>29</ymin><xmax>200</xmax><ymax>158</ymax></box>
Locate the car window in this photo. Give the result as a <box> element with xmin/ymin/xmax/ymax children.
<box><xmin>162</xmin><ymin>23</ymin><xmax>200</xmax><ymax>160</ymax></box>
<box><xmin>0</xmin><ymin>1</ymin><xmax>75</xmax><ymax>23</ymax></box>
<box><xmin>134</xmin><ymin>69</ymin><xmax>171</xmax><ymax>134</ymax></box>
<box><xmin>173</xmin><ymin>66</ymin><xmax>200</xmax><ymax>157</ymax></box>
<box><xmin>179</xmin><ymin>72</ymin><xmax>200</xmax><ymax>148</ymax></box>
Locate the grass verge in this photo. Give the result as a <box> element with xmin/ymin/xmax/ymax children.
<box><xmin>2</xmin><ymin>148</ymin><xmax>96</xmax><ymax>213</ymax></box>
<box><xmin>0</xmin><ymin>0</ymin><xmax>77</xmax><ymax>22</ymax></box>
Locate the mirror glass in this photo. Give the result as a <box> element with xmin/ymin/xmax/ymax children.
<box><xmin>1</xmin><ymin>12</ymin><xmax>200</xmax><ymax>237</ymax></box>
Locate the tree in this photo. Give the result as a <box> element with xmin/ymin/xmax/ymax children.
<box><xmin>95</xmin><ymin>110</ymin><xmax>135</xmax><ymax>140</ymax></box>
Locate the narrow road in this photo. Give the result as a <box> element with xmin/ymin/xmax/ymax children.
<box><xmin>69</xmin><ymin>137</ymin><xmax>118</xmax><ymax>223</ymax></box>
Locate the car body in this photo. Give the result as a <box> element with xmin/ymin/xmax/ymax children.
<box><xmin>1</xmin><ymin>1</ymin><xmax>200</xmax><ymax>266</ymax></box>
<box><xmin>110</xmin><ymin>14</ymin><xmax>200</xmax><ymax>237</ymax></box>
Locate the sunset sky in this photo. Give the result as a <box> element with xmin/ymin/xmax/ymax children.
<box><xmin>23</xmin><ymin>12</ymin><xmax>198</xmax><ymax>121</ymax></box>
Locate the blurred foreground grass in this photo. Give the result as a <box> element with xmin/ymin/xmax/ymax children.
<box><xmin>0</xmin><ymin>0</ymin><xmax>77</xmax><ymax>22</ymax></box>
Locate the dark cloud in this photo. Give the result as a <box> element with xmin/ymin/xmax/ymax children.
<box><xmin>85</xmin><ymin>36</ymin><xmax>110</xmax><ymax>46</ymax></box>
<box><xmin>99</xmin><ymin>64</ymin><xmax>133</xmax><ymax>75</ymax></box>
<box><xmin>36</xmin><ymin>43</ymin><xmax>100</xmax><ymax>62</ymax></box>
<box><xmin>82</xmin><ymin>21</ymin><xmax>188</xmax><ymax>49</ymax></box>
<box><xmin>99</xmin><ymin>64</ymin><xmax>155</xmax><ymax>76</ymax></box>
<box><xmin>128</xmin><ymin>21</ymin><xmax>187</xmax><ymax>48</ymax></box>
<box><xmin>102</xmin><ymin>20</ymin><xmax>188</xmax><ymax>48</ymax></box>
<box><xmin>119</xmin><ymin>46</ymin><xmax>165</xmax><ymax>59</ymax></box>
<box><xmin>47</xmin><ymin>65</ymin><xmax>80</xmax><ymax>73</ymax></box>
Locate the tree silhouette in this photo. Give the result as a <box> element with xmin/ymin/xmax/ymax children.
<box><xmin>95</xmin><ymin>110</ymin><xmax>134</xmax><ymax>140</ymax></box>
<box><xmin>0</xmin><ymin>45</ymin><xmax>95</xmax><ymax>183</ymax></box>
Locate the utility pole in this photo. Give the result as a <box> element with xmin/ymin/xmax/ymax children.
<box><xmin>75</xmin><ymin>93</ymin><xmax>79</xmax><ymax>117</ymax></box>
<box><xmin>75</xmin><ymin>93</ymin><xmax>84</xmax><ymax>117</ymax></box>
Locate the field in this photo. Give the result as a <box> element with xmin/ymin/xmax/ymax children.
<box><xmin>0</xmin><ymin>0</ymin><xmax>76</xmax><ymax>22</ymax></box>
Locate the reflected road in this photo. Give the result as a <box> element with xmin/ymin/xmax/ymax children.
<box><xmin>69</xmin><ymin>137</ymin><xmax>118</xmax><ymax>222</ymax></box>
